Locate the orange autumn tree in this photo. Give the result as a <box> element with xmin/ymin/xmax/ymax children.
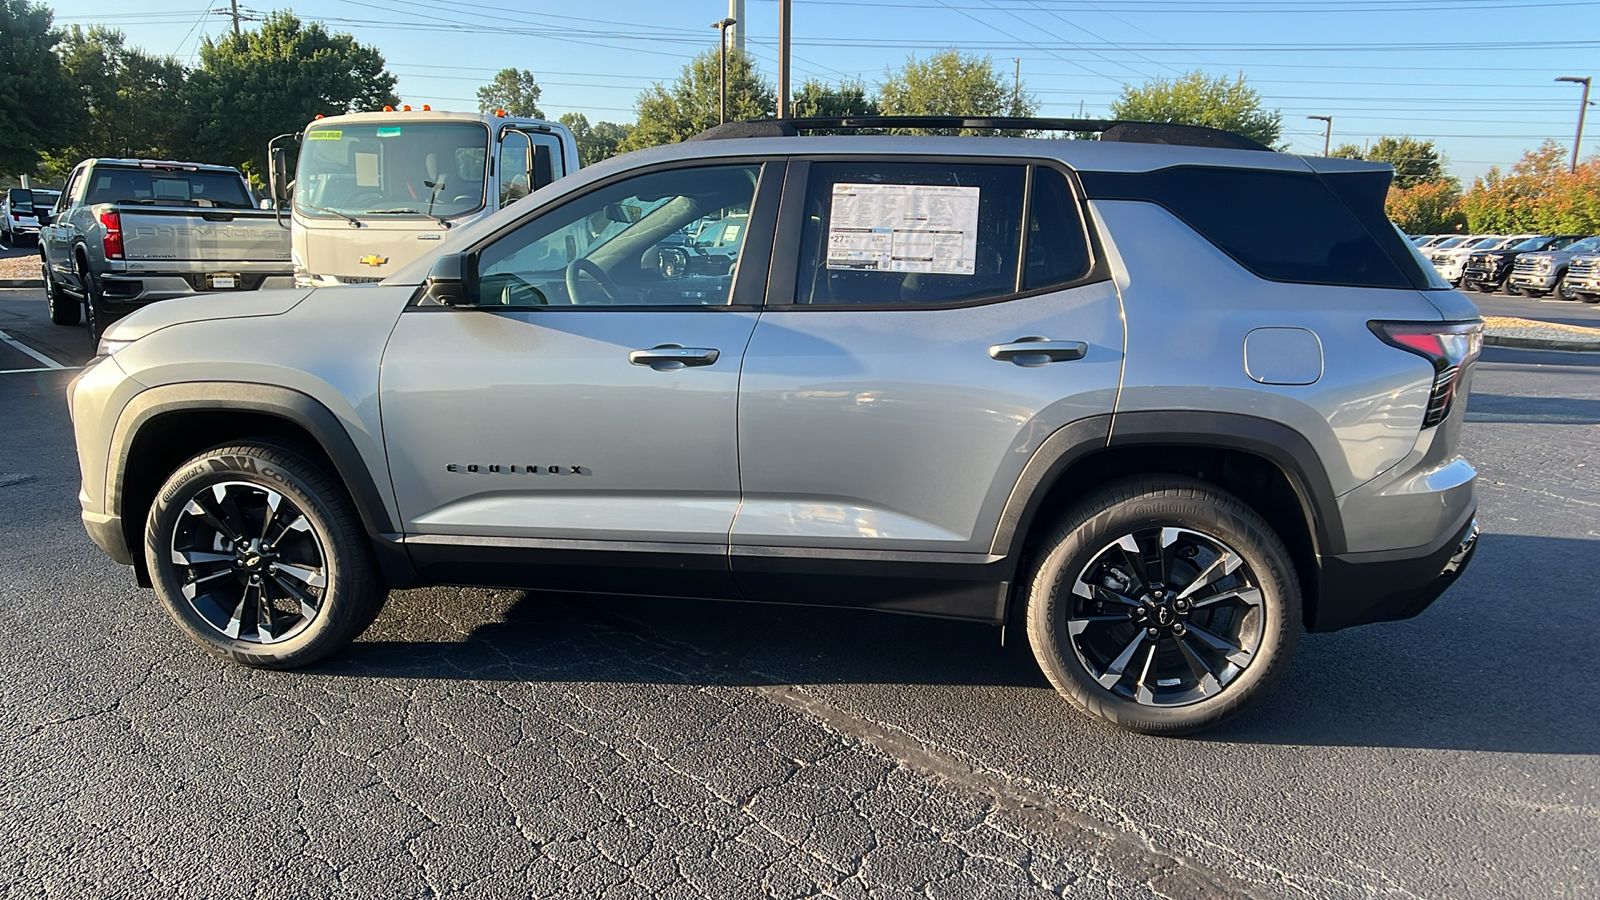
<box><xmin>1461</xmin><ymin>141</ymin><xmax>1600</xmax><ymax>234</ymax></box>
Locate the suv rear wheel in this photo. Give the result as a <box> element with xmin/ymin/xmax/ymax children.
<box><xmin>145</xmin><ymin>442</ymin><xmax>383</xmax><ymax>669</ymax></box>
<box><xmin>1024</xmin><ymin>478</ymin><xmax>1300</xmax><ymax>735</ymax></box>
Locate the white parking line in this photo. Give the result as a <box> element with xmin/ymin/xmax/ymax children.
<box><xmin>0</xmin><ymin>328</ymin><xmax>75</xmax><ymax>374</ymax></box>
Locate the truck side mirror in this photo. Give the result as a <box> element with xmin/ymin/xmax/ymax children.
<box><xmin>269</xmin><ymin>146</ymin><xmax>291</xmax><ymax>206</ymax></box>
<box><xmin>532</xmin><ymin>143</ymin><xmax>554</xmax><ymax>191</ymax></box>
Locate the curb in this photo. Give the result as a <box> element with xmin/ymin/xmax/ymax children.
<box><xmin>1485</xmin><ymin>333</ymin><xmax>1600</xmax><ymax>353</ymax></box>
<box><xmin>0</xmin><ymin>279</ymin><xmax>43</xmax><ymax>288</ymax></box>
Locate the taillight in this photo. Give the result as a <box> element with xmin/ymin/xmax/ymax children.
<box><xmin>1369</xmin><ymin>320</ymin><xmax>1484</xmax><ymax>428</ymax></box>
<box><xmin>99</xmin><ymin>210</ymin><xmax>122</xmax><ymax>259</ymax></box>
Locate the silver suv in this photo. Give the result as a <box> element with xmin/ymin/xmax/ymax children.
<box><xmin>67</xmin><ymin>117</ymin><xmax>1483</xmax><ymax>735</ymax></box>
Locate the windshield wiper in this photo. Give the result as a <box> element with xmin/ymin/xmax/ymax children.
<box><xmin>296</xmin><ymin>201</ymin><xmax>364</xmax><ymax>228</ymax></box>
<box><xmin>370</xmin><ymin>206</ymin><xmax>452</xmax><ymax>229</ymax></box>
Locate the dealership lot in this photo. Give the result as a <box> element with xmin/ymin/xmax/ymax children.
<box><xmin>1</xmin><ymin>285</ymin><xmax>1596</xmax><ymax>898</ymax></box>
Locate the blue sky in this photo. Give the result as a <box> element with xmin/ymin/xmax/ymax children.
<box><xmin>56</xmin><ymin>0</ymin><xmax>1600</xmax><ymax>184</ymax></box>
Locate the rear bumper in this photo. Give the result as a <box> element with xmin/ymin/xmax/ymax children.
<box><xmin>100</xmin><ymin>272</ymin><xmax>295</xmax><ymax>305</ymax></box>
<box><xmin>83</xmin><ymin>510</ymin><xmax>134</xmax><ymax>565</ymax></box>
<box><xmin>1313</xmin><ymin>508</ymin><xmax>1479</xmax><ymax>632</ymax></box>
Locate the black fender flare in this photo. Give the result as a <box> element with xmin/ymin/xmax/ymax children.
<box><xmin>106</xmin><ymin>382</ymin><xmax>415</xmax><ymax>585</ymax></box>
<box><xmin>989</xmin><ymin>410</ymin><xmax>1345</xmax><ymax>562</ymax></box>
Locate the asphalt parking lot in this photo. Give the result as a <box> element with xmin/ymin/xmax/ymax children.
<box><xmin>1</xmin><ymin>284</ymin><xmax>1596</xmax><ymax>899</ymax></box>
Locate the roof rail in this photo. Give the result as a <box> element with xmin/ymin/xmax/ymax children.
<box><xmin>687</xmin><ymin>116</ymin><xmax>1273</xmax><ymax>152</ymax></box>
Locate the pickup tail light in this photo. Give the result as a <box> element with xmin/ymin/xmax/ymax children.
<box><xmin>1369</xmin><ymin>320</ymin><xmax>1484</xmax><ymax>428</ymax></box>
<box><xmin>99</xmin><ymin>210</ymin><xmax>123</xmax><ymax>260</ymax></box>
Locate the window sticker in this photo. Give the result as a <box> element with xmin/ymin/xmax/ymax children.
<box><xmin>306</xmin><ymin>130</ymin><xmax>343</xmax><ymax>141</ymax></box>
<box><xmin>376</xmin><ymin>126</ymin><xmax>402</xmax><ymax>137</ymax></box>
<box><xmin>826</xmin><ymin>183</ymin><xmax>981</xmax><ymax>275</ymax></box>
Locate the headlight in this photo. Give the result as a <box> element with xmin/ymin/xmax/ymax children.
<box><xmin>96</xmin><ymin>337</ymin><xmax>136</xmax><ymax>357</ymax></box>
<box><xmin>1536</xmin><ymin>259</ymin><xmax>1554</xmax><ymax>273</ymax></box>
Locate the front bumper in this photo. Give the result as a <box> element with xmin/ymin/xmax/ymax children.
<box><xmin>1508</xmin><ymin>272</ymin><xmax>1558</xmax><ymax>290</ymax></box>
<box><xmin>1314</xmin><ymin>509</ymin><xmax>1479</xmax><ymax>632</ymax></box>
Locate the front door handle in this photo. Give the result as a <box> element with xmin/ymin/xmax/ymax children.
<box><xmin>629</xmin><ymin>343</ymin><xmax>720</xmax><ymax>371</ymax></box>
<box><xmin>989</xmin><ymin>338</ymin><xmax>1088</xmax><ymax>367</ymax></box>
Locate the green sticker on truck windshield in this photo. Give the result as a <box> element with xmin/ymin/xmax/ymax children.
<box><xmin>306</xmin><ymin>130</ymin><xmax>343</xmax><ymax>140</ymax></box>
<box><xmin>376</xmin><ymin>127</ymin><xmax>402</xmax><ymax>137</ymax></box>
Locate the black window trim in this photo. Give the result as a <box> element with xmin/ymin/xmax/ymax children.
<box><xmin>764</xmin><ymin>153</ymin><xmax>1110</xmax><ymax>312</ymax></box>
<box><xmin>409</xmin><ymin>155</ymin><xmax>786</xmax><ymax>314</ymax></box>
<box><xmin>1078</xmin><ymin>164</ymin><xmax>1429</xmax><ymax>291</ymax></box>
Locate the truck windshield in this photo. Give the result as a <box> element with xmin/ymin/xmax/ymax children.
<box><xmin>295</xmin><ymin>122</ymin><xmax>489</xmax><ymax>220</ymax></box>
<box><xmin>83</xmin><ymin>168</ymin><xmax>253</xmax><ymax>208</ymax></box>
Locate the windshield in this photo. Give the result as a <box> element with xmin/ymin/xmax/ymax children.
<box><xmin>1465</xmin><ymin>237</ymin><xmax>1501</xmax><ymax>249</ymax></box>
<box><xmin>1434</xmin><ymin>236</ymin><xmax>1467</xmax><ymax>249</ymax></box>
<box><xmin>32</xmin><ymin>190</ymin><xmax>58</xmax><ymax>208</ymax></box>
<box><xmin>1567</xmin><ymin>236</ymin><xmax>1600</xmax><ymax>254</ymax></box>
<box><xmin>296</xmin><ymin>121</ymin><xmax>489</xmax><ymax>220</ymax></box>
<box><xmin>83</xmin><ymin>167</ymin><xmax>252</xmax><ymax>208</ymax></box>
<box><xmin>1510</xmin><ymin>237</ymin><xmax>1549</xmax><ymax>252</ymax></box>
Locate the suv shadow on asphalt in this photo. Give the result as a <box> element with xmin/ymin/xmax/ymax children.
<box><xmin>325</xmin><ymin>532</ymin><xmax>1597</xmax><ymax>756</ymax></box>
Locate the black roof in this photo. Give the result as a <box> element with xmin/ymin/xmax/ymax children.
<box><xmin>688</xmin><ymin>116</ymin><xmax>1273</xmax><ymax>152</ymax></box>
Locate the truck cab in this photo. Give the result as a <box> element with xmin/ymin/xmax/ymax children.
<box><xmin>277</xmin><ymin>109</ymin><xmax>579</xmax><ymax>286</ymax></box>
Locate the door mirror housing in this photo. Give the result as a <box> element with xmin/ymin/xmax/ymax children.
<box><xmin>419</xmin><ymin>252</ymin><xmax>477</xmax><ymax>307</ymax></box>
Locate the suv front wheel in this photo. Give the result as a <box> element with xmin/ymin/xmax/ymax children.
<box><xmin>1024</xmin><ymin>478</ymin><xmax>1300</xmax><ymax>735</ymax></box>
<box><xmin>145</xmin><ymin>442</ymin><xmax>384</xmax><ymax>668</ymax></box>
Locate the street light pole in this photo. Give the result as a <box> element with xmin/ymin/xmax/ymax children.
<box><xmin>777</xmin><ymin>0</ymin><xmax>791</xmax><ymax>118</ymax></box>
<box><xmin>713</xmin><ymin>18</ymin><xmax>737</xmax><ymax>125</ymax></box>
<box><xmin>1556</xmin><ymin>76</ymin><xmax>1592</xmax><ymax>175</ymax></box>
<box><xmin>1307</xmin><ymin>115</ymin><xmax>1332</xmax><ymax>156</ymax></box>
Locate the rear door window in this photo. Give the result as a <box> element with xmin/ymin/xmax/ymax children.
<box><xmin>793</xmin><ymin>161</ymin><xmax>1026</xmax><ymax>306</ymax></box>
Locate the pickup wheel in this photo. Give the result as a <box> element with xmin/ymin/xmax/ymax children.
<box><xmin>1024</xmin><ymin>477</ymin><xmax>1300</xmax><ymax>736</ymax></box>
<box><xmin>45</xmin><ymin>263</ymin><xmax>81</xmax><ymax>326</ymax></box>
<box><xmin>1504</xmin><ymin>282</ymin><xmax>1522</xmax><ymax>296</ymax></box>
<box><xmin>145</xmin><ymin>442</ymin><xmax>384</xmax><ymax>669</ymax></box>
<box><xmin>75</xmin><ymin>252</ymin><xmax>109</xmax><ymax>341</ymax></box>
<box><xmin>1555</xmin><ymin>273</ymin><xmax>1577</xmax><ymax>301</ymax></box>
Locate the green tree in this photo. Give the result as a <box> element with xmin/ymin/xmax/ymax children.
<box><xmin>1329</xmin><ymin>143</ymin><xmax>1365</xmax><ymax>160</ymax></box>
<box><xmin>0</xmin><ymin>0</ymin><xmax>73</xmax><ymax>176</ymax></box>
<box><xmin>44</xmin><ymin>26</ymin><xmax>188</xmax><ymax>177</ymax></box>
<box><xmin>625</xmin><ymin>48</ymin><xmax>773</xmax><ymax>151</ymax></box>
<box><xmin>877</xmin><ymin>50</ymin><xmax>1034</xmax><ymax>134</ymax></box>
<box><xmin>186</xmin><ymin>12</ymin><xmax>397</xmax><ymax>177</ymax></box>
<box><xmin>558</xmin><ymin>112</ymin><xmax>632</xmax><ymax>166</ymax></box>
<box><xmin>792</xmin><ymin>78</ymin><xmax>879</xmax><ymax>118</ymax></box>
<box><xmin>1110</xmin><ymin>71</ymin><xmax>1281</xmax><ymax>147</ymax></box>
<box><xmin>477</xmin><ymin>68</ymin><xmax>544</xmax><ymax>119</ymax></box>
<box><xmin>1342</xmin><ymin>136</ymin><xmax>1449</xmax><ymax>189</ymax></box>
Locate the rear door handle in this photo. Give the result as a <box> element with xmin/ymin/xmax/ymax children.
<box><xmin>628</xmin><ymin>343</ymin><xmax>720</xmax><ymax>371</ymax></box>
<box><xmin>988</xmin><ymin>338</ymin><xmax>1088</xmax><ymax>367</ymax></box>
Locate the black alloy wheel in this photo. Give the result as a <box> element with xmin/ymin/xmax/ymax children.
<box><xmin>75</xmin><ymin>252</ymin><xmax>106</xmax><ymax>340</ymax></box>
<box><xmin>168</xmin><ymin>480</ymin><xmax>329</xmax><ymax>645</ymax></box>
<box><xmin>146</xmin><ymin>443</ymin><xmax>383</xmax><ymax>668</ymax></box>
<box><xmin>1025</xmin><ymin>478</ymin><xmax>1299</xmax><ymax>735</ymax></box>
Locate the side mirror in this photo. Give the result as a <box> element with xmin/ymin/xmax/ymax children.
<box><xmin>259</xmin><ymin>198</ymin><xmax>275</xmax><ymax>210</ymax></box>
<box><xmin>657</xmin><ymin>247</ymin><xmax>689</xmax><ymax>279</ymax></box>
<box><xmin>269</xmin><ymin>146</ymin><xmax>291</xmax><ymax>206</ymax></box>
<box><xmin>418</xmin><ymin>252</ymin><xmax>476</xmax><ymax>307</ymax></box>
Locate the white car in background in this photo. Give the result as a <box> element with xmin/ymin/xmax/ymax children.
<box><xmin>2</xmin><ymin>188</ymin><xmax>60</xmax><ymax>245</ymax></box>
<box><xmin>1431</xmin><ymin>235</ymin><xmax>1529</xmax><ymax>284</ymax></box>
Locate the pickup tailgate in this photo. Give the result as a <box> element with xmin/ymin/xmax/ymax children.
<box><xmin>117</xmin><ymin>207</ymin><xmax>290</xmax><ymax>269</ymax></box>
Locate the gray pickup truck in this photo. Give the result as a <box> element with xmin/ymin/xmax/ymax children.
<box><xmin>39</xmin><ymin>159</ymin><xmax>293</xmax><ymax>339</ymax></box>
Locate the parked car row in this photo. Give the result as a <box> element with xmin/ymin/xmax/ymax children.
<box><xmin>1410</xmin><ymin>232</ymin><xmax>1600</xmax><ymax>301</ymax></box>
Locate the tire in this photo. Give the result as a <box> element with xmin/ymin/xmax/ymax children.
<box><xmin>1555</xmin><ymin>273</ymin><xmax>1577</xmax><ymax>301</ymax></box>
<box><xmin>145</xmin><ymin>442</ymin><xmax>384</xmax><ymax>669</ymax></box>
<box><xmin>1023</xmin><ymin>477</ymin><xmax>1300</xmax><ymax>736</ymax></box>
<box><xmin>45</xmin><ymin>262</ymin><xmax>81</xmax><ymax>326</ymax></box>
<box><xmin>1523</xmin><ymin>288</ymin><xmax>1545</xmax><ymax>298</ymax></box>
<box><xmin>1470</xmin><ymin>281</ymin><xmax>1494</xmax><ymax>294</ymax></box>
<box><xmin>74</xmin><ymin>252</ymin><xmax>109</xmax><ymax>341</ymax></box>
<box><xmin>1504</xmin><ymin>282</ymin><xmax>1522</xmax><ymax>296</ymax></box>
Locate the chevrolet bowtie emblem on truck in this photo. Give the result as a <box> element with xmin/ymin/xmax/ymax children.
<box><xmin>359</xmin><ymin>255</ymin><xmax>389</xmax><ymax>267</ymax></box>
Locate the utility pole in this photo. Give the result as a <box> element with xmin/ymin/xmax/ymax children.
<box><xmin>1556</xmin><ymin>76</ymin><xmax>1592</xmax><ymax>174</ymax></box>
<box><xmin>713</xmin><ymin>18</ymin><xmax>737</xmax><ymax>125</ymax></box>
<box><xmin>229</xmin><ymin>0</ymin><xmax>241</xmax><ymax>37</ymax></box>
<box><xmin>1307</xmin><ymin>115</ymin><xmax>1332</xmax><ymax>156</ymax></box>
<box><xmin>1012</xmin><ymin>58</ymin><xmax>1021</xmax><ymax>111</ymax></box>
<box><xmin>728</xmin><ymin>0</ymin><xmax>744</xmax><ymax>54</ymax></box>
<box><xmin>777</xmin><ymin>0</ymin><xmax>791</xmax><ymax>118</ymax></box>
